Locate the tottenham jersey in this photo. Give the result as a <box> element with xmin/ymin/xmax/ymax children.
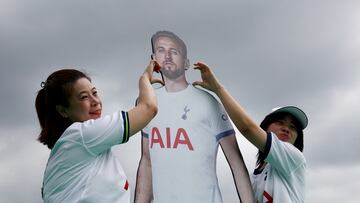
<box><xmin>251</xmin><ymin>132</ymin><xmax>306</xmax><ymax>203</ymax></box>
<box><xmin>142</xmin><ymin>85</ymin><xmax>235</xmax><ymax>203</ymax></box>
<box><xmin>43</xmin><ymin>111</ymin><xmax>131</xmax><ymax>203</ymax></box>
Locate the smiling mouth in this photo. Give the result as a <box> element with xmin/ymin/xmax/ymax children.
<box><xmin>90</xmin><ymin>110</ymin><xmax>101</xmax><ymax>116</ymax></box>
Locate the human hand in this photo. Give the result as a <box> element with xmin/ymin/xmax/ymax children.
<box><xmin>143</xmin><ymin>60</ymin><xmax>164</xmax><ymax>86</ymax></box>
<box><xmin>192</xmin><ymin>62</ymin><xmax>222</xmax><ymax>93</ymax></box>
<box><xmin>153</xmin><ymin>60</ymin><xmax>161</xmax><ymax>73</ymax></box>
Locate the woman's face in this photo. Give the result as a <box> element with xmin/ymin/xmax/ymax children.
<box><xmin>63</xmin><ymin>77</ymin><xmax>102</xmax><ymax>122</ymax></box>
<box><xmin>267</xmin><ymin>114</ymin><xmax>298</xmax><ymax>145</ymax></box>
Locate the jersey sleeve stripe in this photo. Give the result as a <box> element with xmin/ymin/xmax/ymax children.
<box><xmin>263</xmin><ymin>132</ymin><xmax>272</xmax><ymax>158</ymax></box>
<box><xmin>121</xmin><ymin>111</ymin><xmax>130</xmax><ymax>143</ymax></box>
<box><xmin>216</xmin><ymin>129</ymin><xmax>235</xmax><ymax>141</ymax></box>
<box><xmin>141</xmin><ymin>131</ymin><xmax>149</xmax><ymax>138</ymax></box>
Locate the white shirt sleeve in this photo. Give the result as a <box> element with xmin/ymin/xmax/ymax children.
<box><xmin>75</xmin><ymin>111</ymin><xmax>130</xmax><ymax>155</ymax></box>
<box><xmin>265</xmin><ymin>132</ymin><xmax>306</xmax><ymax>176</ymax></box>
<box><xmin>209</xmin><ymin>97</ymin><xmax>235</xmax><ymax>141</ymax></box>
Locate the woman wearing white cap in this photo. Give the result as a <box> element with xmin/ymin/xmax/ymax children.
<box><xmin>193</xmin><ymin>62</ymin><xmax>308</xmax><ymax>203</ymax></box>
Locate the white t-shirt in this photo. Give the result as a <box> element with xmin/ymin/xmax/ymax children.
<box><xmin>251</xmin><ymin>132</ymin><xmax>306</xmax><ymax>203</ymax></box>
<box><xmin>42</xmin><ymin>111</ymin><xmax>131</xmax><ymax>203</ymax></box>
<box><xmin>142</xmin><ymin>85</ymin><xmax>235</xmax><ymax>203</ymax></box>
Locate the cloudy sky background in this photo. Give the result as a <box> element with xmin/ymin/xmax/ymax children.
<box><xmin>1</xmin><ymin>0</ymin><xmax>359</xmax><ymax>202</ymax></box>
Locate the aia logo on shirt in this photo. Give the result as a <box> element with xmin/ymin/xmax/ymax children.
<box><xmin>150</xmin><ymin>127</ymin><xmax>194</xmax><ymax>151</ymax></box>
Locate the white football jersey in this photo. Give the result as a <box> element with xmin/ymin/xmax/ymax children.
<box><xmin>251</xmin><ymin>132</ymin><xmax>306</xmax><ymax>203</ymax></box>
<box><xmin>142</xmin><ymin>85</ymin><xmax>235</xmax><ymax>203</ymax></box>
<box><xmin>43</xmin><ymin>111</ymin><xmax>131</xmax><ymax>203</ymax></box>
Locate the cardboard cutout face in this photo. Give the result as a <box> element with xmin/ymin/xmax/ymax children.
<box><xmin>151</xmin><ymin>31</ymin><xmax>190</xmax><ymax>91</ymax></box>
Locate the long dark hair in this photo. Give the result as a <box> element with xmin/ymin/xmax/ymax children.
<box><xmin>256</xmin><ymin>112</ymin><xmax>304</xmax><ymax>166</ymax></box>
<box><xmin>35</xmin><ymin>69</ymin><xmax>90</xmax><ymax>149</ymax></box>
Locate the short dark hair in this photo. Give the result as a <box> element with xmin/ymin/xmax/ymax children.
<box><xmin>256</xmin><ymin>112</ymin><xmax>304</xmax><ymax>166</ymax></box>
<box><xmin>35</xmin><ymin>69</ymin><xmax>90</xmax><ymax>149</ymax></box>
<box><xmin>151</xmin><ymin>30</ymin><xmax>187</xmax><ymax>58</ymax></box>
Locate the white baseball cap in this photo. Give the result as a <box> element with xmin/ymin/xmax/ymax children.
<box><xmin>267</xmin><ymin>106</ymin><xmax>308</xmax><ymax>130</ymax></box>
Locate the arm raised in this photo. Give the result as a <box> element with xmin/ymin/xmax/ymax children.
<box><xmin>128</xmin><ymin>61</ymin><xmax>163</xmax><ymax>137</ymax></box>
<box><xmin>193</xmin><ymin>62</ymin><xmax>267</xmax><ymax>152</ymax></box>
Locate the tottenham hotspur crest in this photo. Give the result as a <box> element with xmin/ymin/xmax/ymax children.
<box><xmin>182</xmin><ymin>106</ymin><xmax>190</xmax><ymax>120</ymax></box>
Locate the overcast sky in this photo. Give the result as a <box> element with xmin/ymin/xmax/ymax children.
<box><xmin>1</xmin><ymin>0</ymin><xmax>359</xmax><ymax>202</ymax></box>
